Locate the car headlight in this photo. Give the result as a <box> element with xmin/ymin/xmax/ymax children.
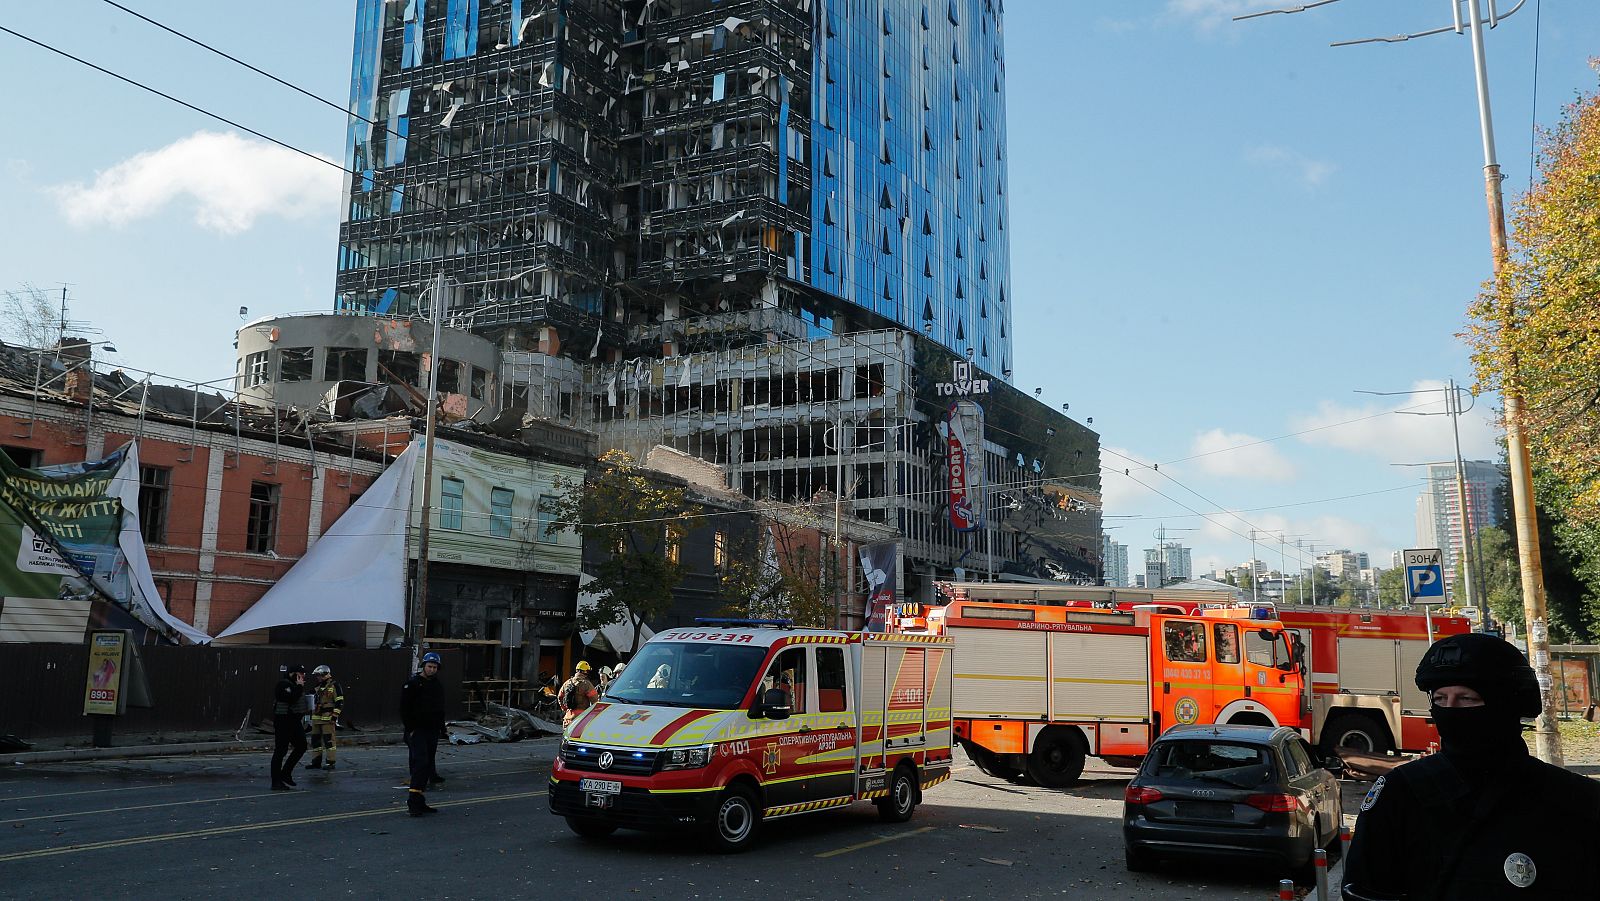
<box><xmin>660</xmin><ymin>745</ymin><xmax>714</xmax><ymax>770</ymax></box>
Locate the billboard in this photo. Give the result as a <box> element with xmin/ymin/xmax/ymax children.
<box><xmin>946</xmin><ymin>400</ymin><xmax>984</xmax><ymax>532</ymax></box>
<box><xmin>859</xmin><ymin>541</ymin><xmax>899</xmax><ymax>633</ymax></box>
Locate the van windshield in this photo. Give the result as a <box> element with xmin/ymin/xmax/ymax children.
<box><xmin>604</xmin><ymin>642</ymin><xmax>770</xmax><ymax>710</ymax></box>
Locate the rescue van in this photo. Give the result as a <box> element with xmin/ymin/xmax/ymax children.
<box><xmin>547</xmin><ymin>619</ymin><xmax>953</xmax><ymax>852</ymax></box>
<box><xmin>897</xmin><ymin>587</ymin><xmax>1305</xmax><ymax>785</ymax></box>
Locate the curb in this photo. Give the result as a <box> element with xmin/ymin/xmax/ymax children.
<box><xmin>4</xmin><ymin>731</ymin><xmax>407</xmax><ymax>766</ymax></box>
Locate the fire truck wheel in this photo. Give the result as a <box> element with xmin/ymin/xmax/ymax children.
<box><xmin>877</xmin><ymin>765</ymin><xmax>918</xmax><ymax>823</ymax></box>
<box><xmin>707</xmin><ymin>784</ymin><xmax>761</xmax><ymax>853</ymax></box>
<box><xmin>564</xmin><ymin>817</ymin><xmax>617</xmax><ymax>840</ymax></box>
<box><xmin>1321</xmin><ymin>715</ymin><xmax>1392</xmax><ymax>755</ymax></box>
<box><xmin>1026</xmin><ymin>730</ymin><xmax>1086</xmax><ymax>789</ymax></box>
<box><xmin>967</xmin><ymin>746</ymin><xmax>1023</xmax><ymax>781</ymax></box>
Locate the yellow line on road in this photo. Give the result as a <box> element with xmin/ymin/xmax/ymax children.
<box><xmin>814</xmin><ymin>825</ymin><xmax>934</xmax><ymax>859</ymax></box>
<box><xmin>0</xmin><ymin>790</ymin><xmax>544</xmax><ymax>863</ymax></box>
<box><xmin>0</xmin><ymin>791</ymin><xmax>282</xmax><ymax>825</ymax></box>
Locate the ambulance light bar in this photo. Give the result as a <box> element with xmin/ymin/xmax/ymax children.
<box><xmin>694</xmin><ymin>617</ymin><xmax>794</xmax><ymax>629</ymax></box>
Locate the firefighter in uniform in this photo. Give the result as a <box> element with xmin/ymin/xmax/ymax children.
<box><xmin>400</xmin><ymin>652</ymin><xmax>446</xmax><ymax>816</ymax></box>
<box><xmin>306</xmin><ymin>664</ymin><xmax>344</xmax><ymax>770</ymax></box>
<box><xmin>558</xmin><ymin>660</ymin><xmax>599</xmax><ymax>726</ymax></box>
<box><xmin>1343</xmin><ymin>632</ymin><xmax>1600</xmax><ymax>900</ymax></box>
<box><xmin>270</xmin><ymin>664</ymin><xmax>308</xmax><ymax>790</ymax></box>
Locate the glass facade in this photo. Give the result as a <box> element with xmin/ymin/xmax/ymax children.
<box><xmin>335</xmin><ymin>0</ymin><xmax>1010</xmax><ymax>371</ymax></box>
<box><xmin>808</xmin><ymin>0</ymin><xmax>1011</xmax><ymax>374</ymax></box>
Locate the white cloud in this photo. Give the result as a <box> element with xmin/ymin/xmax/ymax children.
<box><xmin>1189</xmin><ymin>428</ymin><xmax>1297</xmax><ymax>481</ymax></box>
<box><xmin>1162</xmin><ymin>0</ymin><xmax>1255</xmax><ymax>32</ymax></box>
<box><xmin>1293</xmin><ymin>380</ymin><xmax>1500</xmax><ymax>463</ymax></box>
<box><xmin>1246</xmin><ymin>144</ymin><xmax>1336</xmax><ymax>188</ymax></box>
<box><xmin>51</xmin><ymin>131</ymin><xmax>340</xmax><ymax>235</ymax></box>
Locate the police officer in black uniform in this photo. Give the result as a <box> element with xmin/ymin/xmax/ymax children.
<box><xmin>270</xmin><ymin>664</ymin><xmax>309</xmax><ymax>790</ymax></box>
<box><xmin>400</xmin><ymin>652</ymin><xmax>447</xmax><ymax>816</ymax></box>
<box><xmin>1343</xmin><ymin>632</ymin><xmax>1600</xmax><ymax>899</ymax></box>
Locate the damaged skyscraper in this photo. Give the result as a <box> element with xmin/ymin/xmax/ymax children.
<box><xmin>334</xmin><ymin>0</ymin><xmax>1102</xmax><ymax>607</ymax></box>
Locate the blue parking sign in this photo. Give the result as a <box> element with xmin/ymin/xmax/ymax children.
<box><xmin>1403</xmin><ymin>548</ymin><xmax>1446</xmax><ymax>604</ymax></box>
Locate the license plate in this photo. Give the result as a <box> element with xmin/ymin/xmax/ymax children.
<box><xmin>1175</xmin><ymin>800</ymin><xmax>1233</xmax><ymax>820</ymax></box>
<box><xmin>579</xmin><ymin>778</ymin><xmax>622</xmax><ymax>794</ymax></box>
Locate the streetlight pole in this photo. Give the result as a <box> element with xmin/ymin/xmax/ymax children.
<box><xmin>410</xmin><ymin>274</ymin><xmax>448</xmax><ymax>661</ymax></box>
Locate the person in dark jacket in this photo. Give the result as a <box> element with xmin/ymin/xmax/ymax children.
<box><xmin>1343</xmin><ymin>632</ymin><xmax>1600</xmax><ymax>899</ymax></box>
<box><xmin>400</xmin><ymin>652</ymin><xmax>447</xmax><ymax>816</ymax></box>
<box><xmin>270</xmin><ymin>664</ymin><xmax>308</xmax><ymax>790</ymax></box>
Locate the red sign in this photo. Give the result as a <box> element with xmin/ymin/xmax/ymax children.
<box><xmin>947</xmin><ymin>402</ymin><xmax>982</xmax><ymax>531</ymax></box>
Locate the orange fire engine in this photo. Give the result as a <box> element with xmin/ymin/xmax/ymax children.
<box><xmin>906</xmin><ymin>587</ymin><xmax>1305</xmax><ymax>786</ymax></box>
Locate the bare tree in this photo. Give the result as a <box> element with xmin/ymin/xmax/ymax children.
<box><xmin>0</xmin><ymin>284</ymin><xmax>60</xmax><ymax>349</ymax></box>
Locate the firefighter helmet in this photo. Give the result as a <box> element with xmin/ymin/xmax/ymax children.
<box><xmin>1415</xmin><ymin>632</ymin><xmax>1541</xmax><ymax>718</ymax></box>
<box><xmin>313</xmin><ymin>664</ymin><xmax>332</xmax><ymax>677</ymax></box>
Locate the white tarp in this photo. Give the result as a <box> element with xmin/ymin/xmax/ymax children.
<box><xmin>216</xmin><ymin>442</ymin><xmax>418</xmax><ymax>639</ymax></box>
<box><xmin>577</xmin><ymin>571</ymin><xmax>655</xmax><ymax>654</ymax></box>
<box><xmin>110</xmin><ymin>443</ymin><xmax>213</xmax><ymax>644</ymax></box>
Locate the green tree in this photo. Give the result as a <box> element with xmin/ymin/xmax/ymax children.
<box><xmin>719</xmin><ymin>517</ymin><xmax>836</xmax><ymax>627</ymax></box>
<box><xmin>545</xmin><ymin>450</ymin><xmax>696</xmax><ymax>655</ymax></box>
<box><xmin>1377</xmin><ymin>567</ymin><xmax>1406</xmax><ymax>608</ymax></box>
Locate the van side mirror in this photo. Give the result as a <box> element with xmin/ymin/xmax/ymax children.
<box><xmin>761</xmin><ymin>688</ymin><xmax>792</xmax><ymax>720</ymax></box>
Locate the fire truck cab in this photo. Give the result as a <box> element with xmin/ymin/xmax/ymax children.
<box><xmin>548</xmin><ymin>619</ymin><xmax>953</xmax><ymax>852</ymax></box>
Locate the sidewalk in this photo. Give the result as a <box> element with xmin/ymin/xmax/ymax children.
<box><xmin>2</xmin><ymin>728</ymin><xmax>406</xmax><ymax>766</ymax></box>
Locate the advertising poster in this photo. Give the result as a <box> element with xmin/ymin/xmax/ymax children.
<box><xmin>83</xmin><ymin>630</ymin><xmax>126</xmax><ymax>715</ymax></box>
<box><xmin>859</xmin><ymin>541</ymin><xmax>899</xmax><ymax>633</ymax></box>
<box><xmin>946</xmin><ymin>400</ymin><xmax>984</xmax><ymax>532</ymax></box>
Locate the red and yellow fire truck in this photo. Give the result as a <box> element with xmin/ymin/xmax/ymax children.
<box><xmin>899</xmin><ymin>588</ymin><xmax>1305</xmax><ymax>785</ymax></box>
<box><xmin>548</xmin><ymin>619</ymin><xmax>953</xmax><ymax>852</ymax></box>
<box><xmin>896</xmin><ymin>582</ymin><xmax>1470</xmax><ymax>758</ymax></box>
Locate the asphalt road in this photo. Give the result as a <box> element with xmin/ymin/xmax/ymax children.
<box><xmin>0</xmin><ymin>740</ymin><xmax>1354</xmax><ymax>900</ymax></box>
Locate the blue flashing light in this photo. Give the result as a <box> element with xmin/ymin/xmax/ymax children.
<box><xmin>694</xmin><ymin>617</ymin><xmax>794</xmax><ymax>629</ymax></box>
<box><xmin>1249</xmin><ymin>605</ymin><xmax>1275</xmax><ymax>620</ymax></box>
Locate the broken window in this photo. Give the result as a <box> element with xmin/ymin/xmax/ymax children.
<box><xmin>378</xmin><ymin>350</ymin><xmax>422</xmax><ymax>386</ymax></box>
<box><xmin>324</xmin><ymin>347</ymin><xmax>368</xmax><ymax>382</ymax></box>
<box><xmin>437</xmin><ymin>358</ymin><xmax>462</xmax><ymax>393</ymax></box>
<box><xmin>244</xmin><ymin>351</ymin><xmax>270</xmax><ymax>387</ymax></box>
<box><xmin>279</xmin><ymin>347</ymin><xmax>313</xmax><ymax>382</ymax></box>
<box><xmin>471</xmin><ymin>367</ymin><xmax>489</xmax><ymax>399</ymax></box>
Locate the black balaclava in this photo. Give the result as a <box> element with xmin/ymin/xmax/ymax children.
<box><xmin>1415</xmin><ymin>633</ymin><xmax>1541</xmax><ymax>769</ymax></box>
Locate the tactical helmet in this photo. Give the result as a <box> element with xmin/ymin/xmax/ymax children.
<box><xmin>1415</xmin><ymin>633</ymin><xmax>1541</xmax><ymax>718</ymax></box>
<box><xmin>313</xmin><ymin>665</ymin><xmax>332</xmax><ymax>677</ymax></box>
<box><xmin>420</xmin><ymin>652</ymin><xmax>442</xmax><ymax>666</ymax></box>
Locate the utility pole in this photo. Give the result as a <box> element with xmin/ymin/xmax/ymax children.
<box><xmin>1236</xmin><ymin>0</ymin><xmax>1560</xmax><ymax>771</ymax></box>
<box><xmin>1446</xmin><ymin>380</ymin><xmax>1485</xmax><ymax>622</ymax></box>
<box><xmin>410</xmin><ymin>274</ymin><xmax>448</xmax><ymax>660</ymax></box>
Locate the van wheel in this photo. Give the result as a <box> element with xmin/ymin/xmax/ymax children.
<box><xmin>565</xmin><ymin>817</ymin><xmax>616</xmax><ymax>840</ymax></box>
<box><xmin>1322</xmin><ymin>715</ymin><xmax>1392</xmax><ymax>755</ymax></box>
<box><xmin>1026</xmin><ymin>730</ymin><xmax>1086</xmax><ymax>788</ymax></box>
<box><xmin>706</xmin><ymin>784</ymin><xmax>760</xmax><ymax>853</ymax></box>
<box><xmin>877</xmin><ymin>766</ymin><xmax>918</xmax><ymax>822</ymax></box>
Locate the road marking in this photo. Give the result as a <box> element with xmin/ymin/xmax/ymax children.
<box><xmin>0</xmin><ymin>789</ymin><xmax>544</xmax><ymax>863</ymax></box>
<box><xmin>0</xmin><ymin>784</ymin><xmax>172</xmax><ymax>803</ymax></box>
<box><xmin>0</xmin><ymin>791</ymin><xmax>282</xmax><ymax>825</ymax></box>
<box><xmin>814</xmin><ymin>825</ymin><xmax>934</xmax><ymax>859</ymax></box>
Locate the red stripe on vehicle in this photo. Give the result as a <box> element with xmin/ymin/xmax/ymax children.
<box><xmin>650</xmin><ymin>709</ymin><xmax>718</xmax><ymax>745</ymax></box>
<box><xmin>567</xmin><ymin>702</ymin><xmax>608</xmax><ymax>739</ymax></box>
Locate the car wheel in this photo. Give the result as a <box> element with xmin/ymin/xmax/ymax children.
<box><xmin>564</xmin><ymin>816</ymin><xmax>617</xmax><ymax>840</ymax></box>
<box><xmin>705</xmin><ymin>784</ymin><xmax>761</xmax><ymax>854</ymax></box>
<box><xmin>1026</xmin><ymin>730</ymin><xmax>1086</xmax><ymax>789</ymax></box>
<box><xmin>877</xmin><ymin>765</ymin><xmax>918</xmax><ymax>823</ymax></box>
<box><xmin>1322</xmin><ymin>715</ymin><xmax>1393</xmax><ymax>755</ymax></box>
<box><xmin>1124</xmin><ymin>844</ymin><xmax>1157</xmax><ymax>873</ymax></box>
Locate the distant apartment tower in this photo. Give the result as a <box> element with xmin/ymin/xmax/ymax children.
<box><xmin>1145</xmin><ymin>543</ymin><xmax>1192</xmax><ymax>581</ymax></box>
<box><xmin>1316</xmin><ymin>549</ymin><xmax>1369</xmax><ymax>583</ymax></box>
<box><xmin>1415</xmin><ymin>461</ymin><xmax>1504</xmax><ymax>587</ymax></box>
<box><xmin>1102</xmin><ymin>536</ymin><xmax>1129</xmax><ymax>587</ymax></box>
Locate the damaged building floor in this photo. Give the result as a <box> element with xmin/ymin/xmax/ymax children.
<box><xmin>0</xmin><ymin>740</ymin><xmax>1356</xmax><ymax>900</ymax></box>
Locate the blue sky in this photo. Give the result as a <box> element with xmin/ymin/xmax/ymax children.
<box><xmin>1</xmin><ymin>1</ymin><xmax>1596</xmax><ymax>576</ymax></box>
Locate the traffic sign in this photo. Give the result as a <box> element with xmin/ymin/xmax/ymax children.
<box><xmin>1403</xmin><ymin>548</ymin><xmax>1446</xmax><ymax>605</ymax></box>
